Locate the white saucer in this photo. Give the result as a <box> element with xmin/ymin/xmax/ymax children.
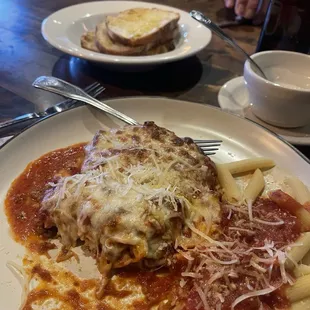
<box><xmin>41</xmin><ymin>1</ymin><xmax>212</xmax><ymax>69</ymax></box>
<box><xmin>218</xmin><ymin>77</ymin><xmax>310</xmax><ymax>145</ymax></box>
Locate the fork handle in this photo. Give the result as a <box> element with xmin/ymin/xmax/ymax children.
<box><xmin>0</xmin><ymin>113</ymin><xmax>41</xmax><ymax>130</ymax></box>
<box><xmin>33</xmin><ymin>76</ymin><xmax>139</xmax><ymax>126</ymax></box>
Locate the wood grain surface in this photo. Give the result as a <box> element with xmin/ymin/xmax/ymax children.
<box><xmin>0</xmin><ymin>0</ymin><xmax>309</xmax><ymax>158</ymax></box>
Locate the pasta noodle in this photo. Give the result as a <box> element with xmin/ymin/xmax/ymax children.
<box><xmin>302</xmin><ymin>250</ymin><xmax>310</xmax><ymax>266</ymax></box>
<box><xmin>216</xmin><ymin>164</ymin><xmax>241</xmax><ymax>202</ymax></box>
<box><xmin>222</xmin><ymin>158</ymin><xmax>275</xmax><ymax>175</ymax></box>
<box><xmin>285</xmin><ymin>232</ymin><xmax>310</xmax><ymax>270</ymax></box>
<box><xmin>296</xmin><ymin>208</ymin><xmax>310</xmax><ymax>232</ymax></box>
<box><xmin>294</xmin><ymin>264</ymin><xmax>310</xmax><ymax>277</ymax></box>
<box><xmin>269</xmin><ymin>190</ymin><xmax>310</xmax><ymax>232</ymax></box>
<box><xmin>286</xmin><ymin>274</ymin><xmax>310</xmax><ymax>302</ymax></box>
<box><xmin>243</xmin><ymin>169</ymin><xmax>265</xmax><ymax>203</ymax></box>
<box><xmin>287</xmin><ymin>177</ymin><xmax>310</xmax><ymax>205</ymax></box>
<box><xmin>291</xmin><ymin>297</ymin><xmax>310</xmax><ymax>310</ymax></box>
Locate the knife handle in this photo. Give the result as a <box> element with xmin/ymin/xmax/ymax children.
<box><xmin>0</xmin><ymin>112</ymin><xmax>41</xmax><ymax>130</ymax></box>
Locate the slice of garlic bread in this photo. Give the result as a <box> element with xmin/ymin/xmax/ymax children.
<box><xmin>106</xmin><ymin>8</ymin><xmax>180</xmax><ymax>47</ymax></box>
<box><xmin>95</xmin><ymin>22</ymin><xmax>176</xmax><ymax>56</ymax></box>
<box><xmin>81</xmin><ymin>31</ymin><xmax>100</xmax><ymax>52</ymax></box>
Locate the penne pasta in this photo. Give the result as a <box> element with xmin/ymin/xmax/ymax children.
<box><xmin>269</xmin><ymin>190</ymin><xmax>310</xmax><ymax>232</ymax></box>
<box><xmin>222</xmin><ymin>158</ymin><xmax>275</xmax><ymax>175</ymax></box>
<box><xmin>243</xmin><ymin>169</ymin><xmax>265</xmax><ymax>203</ymax></box>
<box><xmin>216</xmin><ymin>164</ymin><xmax>241</xmax><ymax>203</ymax></box>
<box><xmin>291</xmin><ymin>297</ymin><xmax>310</xmax><ymax>310</ymax></box>
<box><xmin>294</xmin><ymin>264</ymin><xmax>310</xmax><ymax>277</ymax></box>
<box><xmin>302</xmin><ymin>250</ymin><xmax>310</xmax><ymax>266</ymax></box>
<box><xmin>296</xmin><ymin>209</ymin><xmax>310</xmax><ymax>232</ymax></box>
<box><xmin>287</xmin><ymin>177</ymin><xmax>310</xmax><ymax>205</ymax></box>
<box><xmin>286</xmin><ymin>274</ymin><xmax>310</xmax><ymax>302</ymax></box>
<box><xmin>285</xmin><ymin>232</ymin><xmax>310</xmax><ymax>270</ymax></box>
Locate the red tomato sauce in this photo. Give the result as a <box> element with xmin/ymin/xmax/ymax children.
<box><xmin>5</xmin><ymin>143</ymin><xmax>86</xmax><ymax>249</ymax></box>
<box><xmin>180</xmin><ymin>198</ymin><xmax>302</xmax><ymax>310</ymax></box>
<box><xmin>4</xmin><ymin>143</ymin><xmax>303</xmax><ymax>310</ymax></box>
<box><xmin>221</xmin><ymin>198</ymin><xmax>301</xmax><ymax>247</ymax></box>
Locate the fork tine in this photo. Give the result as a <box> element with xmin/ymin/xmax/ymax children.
<box><xmin>194</xmin><ymin>139</ymin><xmax>222</xmax><ymax>144</ymax></box>
<box><xmin>194</xmin><ymin>138</ymin><xmax>222</xmax><ymax>156</ymax></box>
<box><xmin>91</xmin><ymin>86</ymin><xmax>105</xmax><ymax>97</ymax></box>
<box><xmin>83</xmin><ymin>82</ymin><xmax>101</xmax><ymax>95</ymax></box>
<box><xmin>199</xmin><ymin>148</ymin><xmax>219</xmax><ymax>152</ymax></box>
<box><xmin>90</xmin><ymin>84</ymin><xmax>104</xmax><ymax>94</ymax></box>
<box><xmin>61</xmin><ymin>82</ymin><xmax>100</xmax><ymax>105</ymax></box>
<box><xmin>198</xmin><ymin>144</ymin><xmax>221</xmax><ymax>148</ymax></box>
<box><xmin>85</xmin><ymin>82</ymin><xmax>103</xmax><ymax>95</ymax></box>
<box><xmin>192</xmin><ymin>138</ymin><xmax>222</xmax><ymax>156</ymax></box>
<box><xmin>65</xmin><ymin>83</ymin><xmax>104</xmax><ymax>108</ymax></box>
<box><xmin>199</xmin><ymin>147</ymin><xmax>220</xmax><ymax>151</ymax></box>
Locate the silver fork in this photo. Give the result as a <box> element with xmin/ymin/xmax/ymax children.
<box><xmin>33</xmin><ymin>76</ymin><xmax>222</xmax><ymax>156</ymax></box>
<box><xmin>0</xmin><ymin>82</ymin><xmax>104</xmax><ymax>130</ymax></box>
<box><xmin>193</xmin><ymin>139</ymin><xmax>222</xmax><ymax>156</ymax></box>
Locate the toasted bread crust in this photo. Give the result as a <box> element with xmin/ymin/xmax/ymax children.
<box><xmin>80</xmin><ymin>8</ymin><xmax>180</xmax><ymax>56</ymax></box>
<box><xmin>95</xmin><ymin>21</ymin><xmax>177</xmax><ymax>56</ymax></box>
<box><xmin>106</xmin><ymin>8</ymin><xmax>180</xmax><ymax>47</ymax></box>
<box><xmin>95</xmin><ymin>23</ymin><xmax>146</xmax><ymax>55</ymax></box>
<box><xmin>80</xmin><ymin>31</ymin><xmax>100</xmax><ymax>52</ymax></box>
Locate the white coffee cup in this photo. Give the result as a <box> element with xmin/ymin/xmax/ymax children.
<box><xmin>244</xmin><ymin>51</ymin><xmax>310</xmax><ymax>128</ymax></box>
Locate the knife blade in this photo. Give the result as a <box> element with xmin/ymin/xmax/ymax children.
<box><xmin>0</xmin><ymin>83</ymin><xmax>105</xmax><ymax>138</ymax></box>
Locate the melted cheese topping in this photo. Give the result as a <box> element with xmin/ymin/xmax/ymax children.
<box><xmin>41</xmin><ymin>122</ymin><xmax>220</xmax><ymax>295</ymax></box>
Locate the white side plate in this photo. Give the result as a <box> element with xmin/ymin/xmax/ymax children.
<box><xmin>41</xmin><ymin>1</ymin><xmax>212</xmax><ymax>67</ymax></box>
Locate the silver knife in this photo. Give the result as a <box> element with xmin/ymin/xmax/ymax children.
<box><xmin>0</xmin><ymin>82</ymin><xmax>105</xmax><ymax>131</ymax></box>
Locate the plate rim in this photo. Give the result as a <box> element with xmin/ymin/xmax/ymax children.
<box><xmin>218</xmin><ymin>76</ymin><xmax>310</xmax><ymax>146</ymax></box>
<box><xmin>41</xmin><ymin>0</ymin><xmax>212</xmax><ymax>65</ymax></box>
<box><xmin>1</xmin><ymin>96</ymin><xmax>309</xmax><ymax>165</ymax></box>
<box><xmin>2</xmin><ymin>96</ymin><xmax>310</xmax><ymax>309</ymax></box>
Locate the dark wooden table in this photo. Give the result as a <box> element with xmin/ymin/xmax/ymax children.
<box><xmin>1</xmin><ymin>0</ymin><xmax>309</xmax><ymax>157</ymax></box>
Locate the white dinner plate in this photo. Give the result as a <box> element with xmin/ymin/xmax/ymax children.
<box><xmin>218</xmin><ymin>76</ymin><xmax>310</xmax><ymax>145</ymax></box>
<box><xmin>41</xmin><ymin>1</ymin><xmax>211</xmax><ymax>68</ymax></box>
<box><xmin>1</xmin><ymin>97</ymin><xmax>310</xmax><ymax>309</ymax></box>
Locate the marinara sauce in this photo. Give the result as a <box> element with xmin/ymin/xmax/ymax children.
<box><xmin>5</xmin><ymin>143</ymin><xmax>86</xmax><ymax>249</ymax></box>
